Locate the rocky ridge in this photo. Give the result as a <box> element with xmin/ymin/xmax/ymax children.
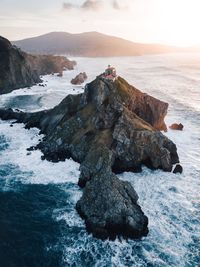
<box><xmin>0</xmin><ymin>75</ymin><xmax>180</xmax><ymax>240</ymax></box>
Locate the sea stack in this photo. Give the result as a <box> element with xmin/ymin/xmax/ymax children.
<box><xmin>71</xmin><ymin>72</ymin><xmax>88</xmax><ymax>85</ymax></box>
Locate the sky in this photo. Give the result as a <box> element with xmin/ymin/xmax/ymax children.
<box><xmin>0</xmin><ymin>0</ymin><xmax>200</xmax><ymax>46</ymax></box>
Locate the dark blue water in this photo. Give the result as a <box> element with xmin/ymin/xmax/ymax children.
<box><xmin>0</xmin><ymin>157</ymin><xmax>85</xmax><ymax>267</ymax></box>
<box><xmin>0</xmin><ymin>181</ymin><xmax>64</xmax><ymax>267</ymax></box>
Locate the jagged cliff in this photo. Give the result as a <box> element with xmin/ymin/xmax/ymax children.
<box><xmin>0</xmin><ymin>75</ymin><xmax>180</xmax><ymax>240</ymax></box>
<box><xmin>0</xmin><ymin>36</ymin><xmax>76</xmax><ymax>94</ymax></box>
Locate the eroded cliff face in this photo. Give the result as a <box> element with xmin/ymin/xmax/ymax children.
<box><xmin>0</xmin><ymin>36</ymin><xmax>76</xmax><ymax>94</ymax></box>
<box><xmin>0</xmin><ymin>76</ymin><xmax>180</xmax><ymax>240</ymax></box>
<box><xmin>0</xmin><ymin>36</ymin><xmax>40</xmax><ymax>94</ymax></box>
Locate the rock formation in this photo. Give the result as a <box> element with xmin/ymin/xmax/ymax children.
<box><xmin>173</xmin><ymin>164</ymin><xmax>183</xmax><ymax>174</ymax></box>
<box><xmin>71</xmin><ymin>72</ymin><xmax>87</xmax><ymax>85</ymax></box>
<box><xmin>0</xmin><ymin>36</ymin><xmax>76</xmax><ymax>94</ymax></box>
<box><xmin>0</xmin><ymin>75</ymin><xmax>180</xmax><ymax>240</ymax></box>
<box><xmin>76</xmin><ymin>146</ymin><xmax>148</xmax><ymax>240</ymax></box>
<box><xmin>169</xmin><ymin>123</ymin><xmax>184</xmax><ymax>131</ymax></box>
<box><xmin>57</xmin><ymin>72</ymin><xmax>63</xmax><ymax>77</ymax></box>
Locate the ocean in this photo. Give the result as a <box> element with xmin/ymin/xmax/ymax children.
<box><xmin>0</xmin><ymin>53</ymin><xmax>199</xmax><ymax>267</ymax></box>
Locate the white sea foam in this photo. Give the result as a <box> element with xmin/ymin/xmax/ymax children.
<box><xmin>0</xmin><ymin>68</ymin><xmax>85</xmax><ymax>112</ymax></box>
<box><xmin>0</xmin><ymin>120</ymin><xmax>80</xmax><ymax>186</ymax></box>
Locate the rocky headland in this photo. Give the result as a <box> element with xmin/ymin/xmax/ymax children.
<box><xmin>0</xmin><ymin>75</ymin><xmax>180</xmax><ymax>240</ymax></box>
<box><xmin>0</xmin><ymin>36</ymin><xmax>76</xmax><ymax>94</ymax></box>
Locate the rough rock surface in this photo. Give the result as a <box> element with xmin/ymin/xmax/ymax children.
<box><xmin>169</xmin><ymin>123</ymin><xmax>184</xmax><ymax>131</ymax></box>
<box><xmin>76</xmin><ymin>146</ymin><xmax>148</xmax><ymax>239</ymax></box>
<box><xmin>0</xmin><ymin>36</ymin><xmax>76</xmax><ymax>94</ymax></box>
<box><xmin>71</xmin><ymin>72</ymin><xmax>87</xmax><ymax>85</ymax></box>
<box><xmin>0</xmin><ymin>75</ymin><xmax>180</xmax><ymax>240</ymax></box>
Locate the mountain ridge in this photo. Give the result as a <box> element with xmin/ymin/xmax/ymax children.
<box><xmin>12</xmin><ymin>31</ymin><xmax>180</xmax><ymax>57</ymax></box>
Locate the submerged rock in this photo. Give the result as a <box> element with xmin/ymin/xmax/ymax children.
<box><xmin>0</xmin><ymin>36</ymin><xmax>76</xmax><ymax>94</ymax></box>
<box><xmin>169</xmin><ymin>123</ymin><xmax>184</xmax><ymax>131</ymax></box>
<box><xmin>0</xmin><ymin>75</ymin><xmax>180</xmax><ymax>240</ymax></box>
<box><xmin>71</xmin><ymin>72</ymin><xmax>87</xmax><ymax>85</ymax></box>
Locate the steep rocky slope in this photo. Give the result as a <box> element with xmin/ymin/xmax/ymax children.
<box><xmin>0</xmin><ymin>36</ymin><xmax>76</xmax><ymax>94</ymax></box>
<box><xmin>0</xmin><ymin>76</ymin><xmax>180</xmax><ymax>240</ymax></box>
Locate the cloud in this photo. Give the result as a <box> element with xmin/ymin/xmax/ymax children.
<box><xmin>81</xmin><ymin>0</ymin><xmax>103</xmax><ymax>11</ymax></box>
<box><xmin>62</xmin><ymin>0</ymin><xmax>129</xmax><ymax>12</ymax></box>
<box><xmin>63</xmin><ymin>0</ymin><xmax>103</xmax><ymax>11</ymax></box>
<box><xmin>112</xmin><ymin>0</ymin><xmax>129</xmax><ymax>10</ymax></box>
<box><xmin>112</xmin><ymin>0</ymin><xmax>120</xmax><ymax>10</ymax></box>
<box><xmin>62</xmin><ymin>3</ymin><xmax>74</xmax><ymax>10</ymax></box>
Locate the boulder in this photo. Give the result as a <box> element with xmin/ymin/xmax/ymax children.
<box><xmin>71</xmin><ymin>72</ymin><xmax>87</xmax><ymax>85</ymax></box>
<box><xmin>173</xmin><ymin>164</ymin><xmax>183</xmax><ymax>174</ymax></box>
<box><xmin>0</xmin><ymin>75</ymin><xmax>181</xmax><ymax>240</ymax></box>
<box><xmin>57</xmin><ymin>72</ymin><xmax>63</xmax><ymax>77</ymax></box>
<box><xmin>169</xmin><ymin>123</ymin><xmax>184</xmax><ymax>130</ymax></box>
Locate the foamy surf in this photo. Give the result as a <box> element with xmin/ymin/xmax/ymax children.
<box><xmin>0</xmin><ymin>120</ymin><xmax>80</xmax><ymax>186</ymax></box>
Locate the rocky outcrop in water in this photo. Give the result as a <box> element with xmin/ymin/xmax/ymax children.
<box><xmin>169</xmin><ymin>123</ymin><xmax>184</xmax><ymax>131</ymax></box>
<box><xmin>57</xmin><ymin>72</ymin><xmax>63</xmax><ymax>77</ymax></box>
<box><xmin>71</xmin><ymin>72</ymin><xmax>87</xmax><ymax>85</ymax></box>
<box><xmin>0</xmin><ymin>36</ymin><xmax>76</xmax><ymax>94</ymax></box>
<box><xmin>0</xmin><ymin>75</ymin><xmax>180</xmax><ymax>240</ymax></box>
<box><xmin>173</xmin><ymin>164</ymin><xmax>183</xmax><ymax>174</ymax></box>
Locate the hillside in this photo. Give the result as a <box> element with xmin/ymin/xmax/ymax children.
<box><xmin>12</xmin><ymin>31</ymin><xmax>178</xmax><ymax>57</ymax></box>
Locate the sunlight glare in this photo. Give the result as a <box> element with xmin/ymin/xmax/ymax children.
<box><xmin>156</xmin><ymin>0</ymin><xmax>200</xmax><ymax>46</ymax></box>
